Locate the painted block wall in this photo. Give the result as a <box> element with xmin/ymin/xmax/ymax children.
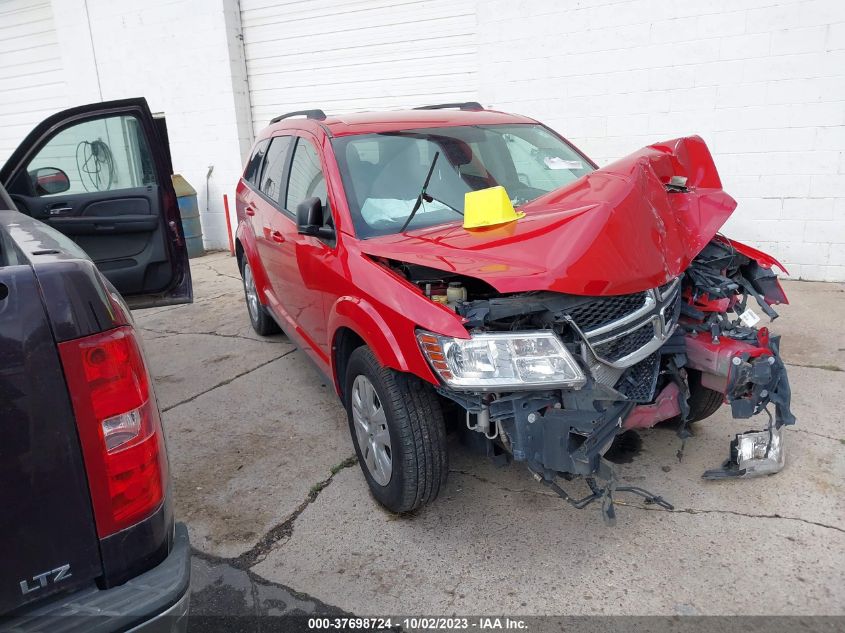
<box><xmin>2</xmin><ymin>0</ymin><xmax>843</xmax><ymax>279</ymax></box>
<box><xmin>475</xmin><ymin>0</ymin><xmax>845</xmax><ymax>280</ymax></box>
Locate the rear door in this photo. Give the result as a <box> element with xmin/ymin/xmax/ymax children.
<box><xmin>252</xmin><ymin>134</ymin><xmax>295</xmax><ymax>316</ymax></box>
<box><xmin>0</xmin><ymin>98</ymin><xmax>191</xmax><ymax>308</ymax></box>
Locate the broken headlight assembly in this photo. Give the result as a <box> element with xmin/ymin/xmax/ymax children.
<box><xmin>703</xmin><ymin>423</ymin><xmax>786</xmax><ymax>479</ymax></box>
<box><xmin>417</xmin><ymin>330</ymin><xmax>586</xmax><ymax>391</ymax></box>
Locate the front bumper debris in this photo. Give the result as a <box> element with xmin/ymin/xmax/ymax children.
<box><xmin>538</xmin><ymin>459</ymin><xmax>674</xmax><ymax>526</ymax></box>
<box><xmin>703</xmin><ymin>423</ymin><xmax>785</xmax><ymax>479</ymax></box>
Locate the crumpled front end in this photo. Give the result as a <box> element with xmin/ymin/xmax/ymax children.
<box><xmin>379</xmin><ymin>135</ymin><xmax>796</xmax><ymax>523</ymax></box>
<box><xmin>423</xmin><ymin>245</ymin><xmax>795</xmax><ymax>522</ymax></box>
<box><xmin>681</xmin><ymin>237</ymin><xmax>795</xmax><ymax>478</ymax></box>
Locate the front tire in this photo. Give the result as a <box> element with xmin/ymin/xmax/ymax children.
<box><xmin>344</xmin><ymin>346</ymin><xmax>447</xmax><ymax>513</ymax></box>
<box><xmin>242</xmin><ymin>260</ymin><xmax>280</xmax><ymax>336</ymax></box>
<box><xmin>664</xmin><ymin>369</ymin><xmax>724</xmax><ymax>426</ymax></box>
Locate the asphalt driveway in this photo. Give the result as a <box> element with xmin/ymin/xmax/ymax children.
<box><xmin>134</xmin><ymin>251</ymin><xmax>845</xmax><ymax>617</ymax></box>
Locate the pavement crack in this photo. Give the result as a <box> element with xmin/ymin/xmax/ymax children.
<box><xmin>232</xmin><ymin>456</ymin><xmax>358</xmax><ymax>569</ymax></box>
<box><xmin>193</xmin><ymin>330</ymin><xmax>287</xmax><ymax>344</ymax></box>
<box><xmin>452</xmin><ymin>469</ymin><xmax>844</xmax><ymax>534</ymax></box>
<box><xmin>785</xmin><ymin>361</ymin><xmax>843</xmax><ymax>372</ymax></box>
<box><xmin>618</xmin><ymin>502</ymin><xmax>845</xmax><ymax>534</ymax></box>
<box><xmin>448</xmin><ymin>468</ymin><xmax>556</xmax><ymax>498</ymax></box>
<box><xmin>140</xmin><ymin>325</ymin><xmax>288</xmax><ymax>345</ymax></box>
<box><xmin>788</xmin><ymin>427</ymin><xmax>844</xmax><ymax>443</ymax></box>
<box><xmin>190</xmin><ymin>547</ymin><xmax>348</xmax><ymax>616</ymax></box>
<box><xmin>193</xmin><ymin>260</ymin><xmax>242</xmax><ymax>281</ymax></box>
<box><xmin>161</xmin><ymin>350</ymin><xmax>296</xmax><ymax>412</ymax></box>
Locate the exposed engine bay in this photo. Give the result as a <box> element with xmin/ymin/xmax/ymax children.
<box><xmin>380</xmin><ymin>236</ymin><xmax>795</xmax><ymax>524</ymax></box>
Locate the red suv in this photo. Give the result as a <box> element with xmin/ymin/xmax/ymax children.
<box><xmin>234</xmin><ymin>103</ymin><xmax>795</xmax><ymax>522</ymax></box>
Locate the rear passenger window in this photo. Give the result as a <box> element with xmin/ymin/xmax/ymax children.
<box><xmin>286</xmin><ymin>139</ymin><xmax>327</xmax><ymax>212</ymax></box>
<box><xmin>259</xmin><ymin>136</ymin><xmax>293</xmax><ymax>204</ymax></box>
<box><xmin>243</xmin><ymin>139</ymin><xmax>269</xmax><ymax>186</ymax></box>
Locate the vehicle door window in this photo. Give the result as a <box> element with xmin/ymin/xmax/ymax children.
<box><xmin>258</xmin><ymin>136</ymin><xmax>293</xmax><ymax>205</ymax></box>
<box><xmin>24</xmin><ymin>115</ymin><xmax>156</xmax><ymax>196</ymax></box>
<box><xmin>243</xmin><ymin>139</ymin><xmax>269</xmax><ymax>186</ymax></box>
<box><xmin>286</xmin><ymin>139</ymin><xmax>329</xmax><ymax>223</ymax></box>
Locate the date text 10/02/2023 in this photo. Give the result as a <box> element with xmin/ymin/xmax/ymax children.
<box><xmin>307</xmin><ymin>617</ymin><xmax>528</xmax><ymax>630</ymax></box>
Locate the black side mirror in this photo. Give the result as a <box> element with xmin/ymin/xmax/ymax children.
<box><xmin>30</xmin><ymin>167</ymin><xmax>70</xmax><ymax>196</ymax></box>
<box><xmin>296</xmin><ymin>197</ymin><xmax>334</xmax><ymax>239</ymax></box>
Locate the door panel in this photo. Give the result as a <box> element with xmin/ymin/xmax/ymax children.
<box><xmin>253</xmin><ymin>135</ymin><xmax>294</xmax><ymax>316</ymax></box>
<box><xmin>281</xmin><ymin>136</ymin><xmax>334</xmax><ymax>355</ymax></box>
<box><xmin>0</xmin><ymin>98</ymin><xmax>191</xmax><ymax>308</ymax></box>
<box><xmin>13</xmin><ymin>184</ymin><xmax>167</xmax><ymax>295</ymax></box>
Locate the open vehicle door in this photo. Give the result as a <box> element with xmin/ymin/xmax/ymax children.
<box><xmin>0</xmin><ymin>97</ymin><xmax>191</xmax><ymax>308</ymax></box>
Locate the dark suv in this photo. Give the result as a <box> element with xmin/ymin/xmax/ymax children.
<box><xmin>1</xmin><ymin>99</ymin><xmax>192</xmax><ymax>630</ymax></box>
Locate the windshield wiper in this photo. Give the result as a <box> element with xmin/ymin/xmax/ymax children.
<box><xmin>422</xmin><ymin>192</ymin><xmax>463</xmax><ymax>216</ymax></box>
<box><xmin>400</xmin><ymin>151</ymin><xmax>440</xmax><ymax>233</ymax></box>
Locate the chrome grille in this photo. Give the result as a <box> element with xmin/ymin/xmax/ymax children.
<box><xmin>569</xmin><ymin>277</ymin><xmax>681</xmax><ymax>370</ymax></box>
<box><xmin>566</xmin><ymin>292</ymin><xmax>648</xmax><ymax>332</ymax></box>
<box><xmin>592</xmin><ymin>322</ymin><xmax>656</xmax><ymax>362</ymax></box>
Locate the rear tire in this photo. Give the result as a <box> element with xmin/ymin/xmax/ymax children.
<box><xmin>242</xmin><ymin>260</ymin><xmax>280</xmax><ymax>336</ymax></box>
<box><xmin>344</xmin><ymin>346</ymin><xmax>448</xmax><ymax>513</ymax></box>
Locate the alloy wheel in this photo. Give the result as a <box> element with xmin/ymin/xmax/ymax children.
<box><xmin>351</xmin><ymin>374</ymin><xmax>392</xmax><ymax>486</ymax></box>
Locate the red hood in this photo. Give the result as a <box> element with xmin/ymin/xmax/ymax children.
<box><xmin>360</xmin><ymin>136</ymin><xmax>738</xmax><ymax>296</ymax></box>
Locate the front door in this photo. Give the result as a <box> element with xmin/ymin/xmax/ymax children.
<box><xmin>279</xmin><ymin>135</ymin><xmax>335</xmax><ymax>359</ymax></box>
<box><xmin>0</xmin><ymin>98</ymin><xmax>191</xmax><ymax>308</ymax></box>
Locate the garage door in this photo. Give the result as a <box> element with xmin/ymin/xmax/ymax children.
<box><xmin>239</xmin><ymin>0</ymin><xmax>480</xmax><ymax>132</ymax></box>
<box><xmin>0</xmin><ymin>0</ymin><xmax>69</xmax><ymax>165</ymax></box>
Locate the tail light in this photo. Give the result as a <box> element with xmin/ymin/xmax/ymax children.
<box><xmin>58</xmin><ymin>326</ymin><xmax>167</xmax><ymax>538</ymax></box>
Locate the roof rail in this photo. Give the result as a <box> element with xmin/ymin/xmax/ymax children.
<box><xmin>270</xmin><ymin>109</ymin><xmax>327</xmax><ymax>124</ymax></box>
<box><xmin>413</xmin><ymin>102</ymin><xmax>484</xmax><ymax>111</ymax></box>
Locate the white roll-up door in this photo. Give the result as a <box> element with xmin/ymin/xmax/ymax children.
<box><xmin>0</xmin><ymin>0</ymin><xmax>68</xmax><ymax>164</ymax></box>
<box><xmin>239</xmin><ymin>0</ymin><xmax>480</xmax><ymax>133</ymax></box>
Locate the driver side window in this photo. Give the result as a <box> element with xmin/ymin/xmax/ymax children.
<box><xmin>25</xmin><ymin>115</ymin><xmax>156</xmax><ymax>197</ymax></box>
<box><xmin>286</xmin><ymin>138</ymin><xmax>329</xmax><ymax>222</ymax></box>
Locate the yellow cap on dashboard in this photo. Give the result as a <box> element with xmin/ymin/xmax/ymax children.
<box><xmin>463</xmin><ymin>186</ymin><xmax>524</xmax><ymax>230</ymax></box>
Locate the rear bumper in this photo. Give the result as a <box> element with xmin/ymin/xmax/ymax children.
<box><xmin>1</xmin><ymin>523</ymin><xmax>190</xmax><ymax>633</ymax></box>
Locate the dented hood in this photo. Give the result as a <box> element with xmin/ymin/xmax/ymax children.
<box><xmin>360</xmin><ymin>136</ymin><xmax>737</xmax><ymax>296</ymax></box>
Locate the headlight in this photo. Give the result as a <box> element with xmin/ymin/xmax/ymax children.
<box><xmin>417</xmin><ymin>330</ymin><xmax>586</xmax><ymax>391</ymax></box>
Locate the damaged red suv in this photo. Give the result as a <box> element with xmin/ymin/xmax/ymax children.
<box><xmin>235</xmin><ymin>102</ymin><xmax>795</xmax><ymax>523</ymax></box>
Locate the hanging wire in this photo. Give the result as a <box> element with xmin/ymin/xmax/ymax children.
<box><xmin>76</xmin><ymin>139</ymin><xmax>115</xmax><ymax>192</ymax></box>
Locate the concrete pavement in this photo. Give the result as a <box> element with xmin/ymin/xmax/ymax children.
<box><xmin>134</xmin><ymin>251</ymin><xmax>845</xmax><ymax>617</ymax></box>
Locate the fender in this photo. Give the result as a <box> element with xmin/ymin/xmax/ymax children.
<box><xmin>715</xmin><ymin>235</ymin><xmax>789</xmax><ymax>305</ymax></box>
<box><xmin>235</xmin><ymin>221</ymin><xmax>272</xmax><ymax>305</ymax></box>
<box><xmin>716</xmin><ymin>235</ymin><xmax>788</xmax><ymax>274</ymax></box>
<box><xmin>328</xmin><ymin>296</ymin><xmax>439</xmax><ymax>390</ymax></box>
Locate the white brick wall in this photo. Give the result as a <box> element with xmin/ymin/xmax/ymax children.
<box><xmin>1</xmin><ymin>0</ymin><xmax>252</xmax><ymax>251</ymax></box>
<box><xmin>0</xmin><ymin>0</ymin><xmax>69</xmax><ymax>161</ymax></box>
<box><xmin>239</xmin><ymin>0</ymin><xmax>480</xmax><ymax>132</ymax></box>
<box><xmin>476</xmin><ymin>0</ymin><xmax>845</xmax><ymax>281</ymax></box>
<box><xmin>1</xmin><ymin>0</ymin><xmax>843</xmax><ymax>276</ymax></box>
<box><xmin>71</xmin><ymin>0</ymin><xmax>253</xmax><ymax>250</ymax></box>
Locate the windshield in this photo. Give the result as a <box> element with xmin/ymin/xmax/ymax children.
<box><xmin>332</xmin><ymin>124</ymin><xmax>593</xmax><ymax>238</ymax></box>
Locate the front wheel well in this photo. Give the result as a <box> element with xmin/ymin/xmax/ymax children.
<box><xmin>333</xmin><ymin>327</ymin><xmax>366</xmax><ymax>405</ymax></box>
